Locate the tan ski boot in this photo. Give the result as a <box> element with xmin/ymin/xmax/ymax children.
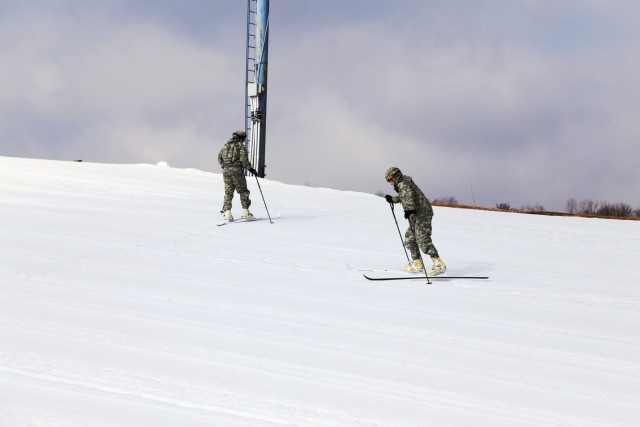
<box><xmin>404</xmin><ymin>259</ymin><xmax>424</xmax><ymax>273</ymax></box>
<box><xmin>427</xmin><ymin>257</ymin><xmax>447</xmax><ymax>276</ymax></box>
<box><xmin>241</xmin><ymin>208</ymin><xmax>254</xmax><ymax>220</ymax></box>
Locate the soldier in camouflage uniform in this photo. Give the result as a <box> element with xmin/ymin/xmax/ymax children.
<box><xmin>218</xmin><ymin>130</ymin><xmax>257</xmax><ymax>221</ymax></box>
<box><xmin>384</xmin><ymin>166</ymin><xmax>447</xmax><ymax>276</ymax></box>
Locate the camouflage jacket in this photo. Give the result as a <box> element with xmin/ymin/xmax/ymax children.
<box><xmin>391</xmin><ymin>174</ymin><xmax>434</xmax><ymax>216</ymax></box>
<box><xmin>218</xmin><ymin>138</ymin><xmax>252</xmax><ymax>170</ymax></box>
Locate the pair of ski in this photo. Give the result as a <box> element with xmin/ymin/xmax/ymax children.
<box><xmin>217</xmin><ymin>216</ymin><xmax>272</xmax><ymax>226</ymax></box>
<box><xmin>217</xmin><ymin>213</ymin><xmax>281</xmax><ymax>226</ymax></box>
<box><xmin>361</xmin><ymin>269</ymin><xmax>488</xmax><ymax>282</ymax></box>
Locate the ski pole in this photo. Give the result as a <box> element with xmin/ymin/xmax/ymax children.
<box><xmin>388</xmin><ymin>202</ymin><xmax>411</xmax><ymax>264</ymax></box>
<box><xmin>254</xmin><ymin>174</ymin><xmax>273</xmax><ymax>223</ymax></box>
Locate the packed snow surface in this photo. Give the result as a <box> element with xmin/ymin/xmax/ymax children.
<box><xmin>1</xmin><ymin>156</ymin><xmax>639</xmax><ymax>427</ymax></box>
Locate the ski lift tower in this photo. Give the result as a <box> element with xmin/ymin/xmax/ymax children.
<box><xmin>245</xmin><ymin>0</ymin><xmax>270</xmax><ymax>178</ymax></box>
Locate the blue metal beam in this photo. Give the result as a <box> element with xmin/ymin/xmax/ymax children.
<box><xmin>245</xmin><ymin>0</ymin><xmax>269</xmax><ymax>178</ymax></box>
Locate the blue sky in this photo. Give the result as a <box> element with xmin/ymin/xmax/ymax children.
<box><xmin>1</xmin><ymin>0</ymin><xmax>639</xmax><ymax>211</ymax></box>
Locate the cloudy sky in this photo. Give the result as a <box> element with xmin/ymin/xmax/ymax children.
<box><xmin>1</xmin><ymin>0</ymin><xmax>639</xmax><ymax>211</ymax></box>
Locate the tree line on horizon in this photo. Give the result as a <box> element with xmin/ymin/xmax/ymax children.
<box><xmin>493</xmin><ymin>197</ymin><xmax>640</xmax><ymax>218</ymax></box>
<box><xmin>376</xmin><ymin>191</ymin><xmax>639</xmax><ymax>219</ymax></box>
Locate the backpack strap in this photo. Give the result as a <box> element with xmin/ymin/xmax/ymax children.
<box><xmin>223</xmin><ymin>143</ymin><xmax>241</xmax><ymax>167</ymax></box>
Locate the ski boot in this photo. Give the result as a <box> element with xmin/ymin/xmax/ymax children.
<box><xmin>404</xmin><ymin>259</ymin><xmax>424</xmax><ymax>273</ymax></box>
<box><xmin>427</xmin><ymin>257</ymin><xmax>447</xmax><ymax>276</ymax></box>
<box><xmin>241</xmin><ymin>208</ymin><xmax>254</xmax><ymax>221</ymax></box>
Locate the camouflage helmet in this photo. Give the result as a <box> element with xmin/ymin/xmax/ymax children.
<box><xmin>232</xmin><ymin>130</ymin><xmax>247</xmax><ymax>140</ymax></box>
<box><xmin>385</xmin><ymin>166</ymin><xmax>401</xmax><ymax>182</ymax></box>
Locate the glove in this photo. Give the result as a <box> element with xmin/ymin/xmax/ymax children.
<box><xmin>248</xmin><ymin>168</ymin><xmax>257</xmax><ymax>175</ymax></box>
<box><xmin>385</xmin><ymin>195</ymin><xmax>393</xmax><ymax>203</ymax></box>
<box><xmin>404</xmin><ymin>210</ymin><xmax>416</xmax><ymax>219</ymax></box>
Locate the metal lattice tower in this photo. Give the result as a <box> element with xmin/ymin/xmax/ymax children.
<box><xmin>244</xmin><ymin>0</ymin><xmax>269</xmax><ymax>178</ymax></box>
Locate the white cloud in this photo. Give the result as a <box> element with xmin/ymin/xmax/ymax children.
<box><xmin>0</xmin><ymin>11</ymin><xmax>244</xmax><ymax>169</ymax></box>
<box><xmin>264</xmin><ymin>7</ymin><xmax>640</xmax><ymax>210</ymax></box>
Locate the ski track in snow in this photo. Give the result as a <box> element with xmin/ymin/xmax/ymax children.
<box><xmin>1</xmin><ymin>156</ymin><xmax>640</xmax><ymax>427</ymax></box>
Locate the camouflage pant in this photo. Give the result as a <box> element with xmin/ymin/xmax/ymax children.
<box><xmin>222</xmin><ymin>167</ymin><xmax>251</xmax><ymax>211</ymax></box>
<box><xmin>405</xmin><ymin>214</ymin><xmax>439</xmax><ymax>260</ymax></box>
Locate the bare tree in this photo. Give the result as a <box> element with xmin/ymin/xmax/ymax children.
<box><xmin>597</xmin><ymin>201</ymin><xmax>633</xmax><ymax>217</ymax></box>
<box><xmin>521</xmin><ymin>203</ymin><xmax>546</xmax><ymax>213</ymax></box>
<box><xmin>572</xmin><ymin>198</ymin><xmax>637</xmax><ymax>218</ymax></box>
<box><xmin>433</xmin><ymin>196</ymin><xmax>459</xmax><ymax>205</ymax></box>
<box><xmin>566</xmin><ymin>197</ymin><xmax>577</xmax><ymax>214</ymax></box>
<box><xmin>579</xmin><ymin>199</ymin><xmax>599</xmax><ymax>215</ymax></box>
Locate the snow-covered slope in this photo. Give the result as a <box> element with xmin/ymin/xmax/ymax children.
<box><xmin>1</xmin><ymin>156</ymin><xmax>639</xmax><ymax>427</ymax></box>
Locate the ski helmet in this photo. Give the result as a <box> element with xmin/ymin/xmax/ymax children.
<box><xmin>385</xmin><ymin>166</ymin><xmax>401</xmax><ymax>182</ymax></box>
<box><xmin>232</xmin><ymin>130</ymin><xmax>247</xmax><ymax>140</ymax></box>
